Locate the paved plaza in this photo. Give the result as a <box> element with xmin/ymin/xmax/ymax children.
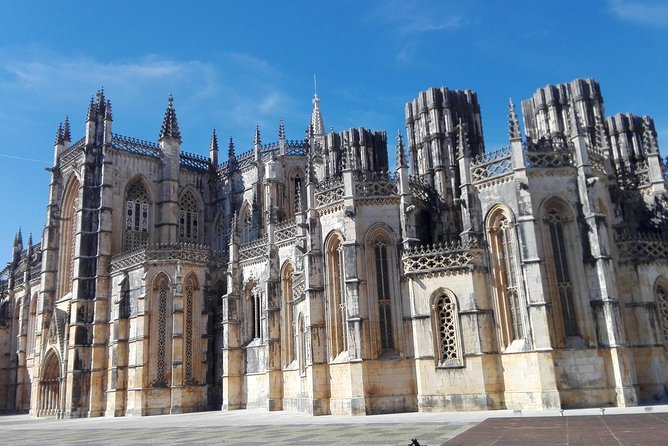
<box><xmin>1</xmin><ymin>405</ymin><xmax>667</xmax><ymax>445</ymax></box>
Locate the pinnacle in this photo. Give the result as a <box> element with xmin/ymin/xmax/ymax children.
<box><xmin>254</xmin><ymin>124</ymin><xmax>261</xmax><ymax>146</ymax></box>
<box><xmin>228</xmin><ymin>137</ymin><xmax>235</xmax><ymax>159</ymax></box>
<box><xmin>54</xmin><ymin>122</ymin><xmax>64</xmax><ymax>146</ymax></box>
<box><xmin>279</xmin><ymin>119</ymin><xmax>285</xmax><ymax>141</ymax></box>
<box><xmin>159</xmin><ymin>94</ymin><xmax>182</xmax><ymax>143</ymax></box>
<box><xmin>210</xmin><ymin>128</ymin><xmax>219</xmax><ymax>151</ymax></box>
<box><xmin>508</xmin><ymin>98</ymin><xmax>521</xmax><ymax>141</ymax></box>
<box><xmin>396</xmin><ymin>130</ymin><xmax>407</xmax><ymax>167</ymax></box>
<box><xmin>63</xmin><ymin>116</ymin><xmax>71</xmax><ymax>142</ymax></box>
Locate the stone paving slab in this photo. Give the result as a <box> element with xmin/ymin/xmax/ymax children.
<box><xmin>443</xmin><ymin>413</ymin><xmax>668</xmax><ymax>446</ymax></box>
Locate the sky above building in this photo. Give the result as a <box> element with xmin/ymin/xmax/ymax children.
<box><xmin>0</xmin><ymin>0</ymin><xmax>666</xmax><ymax>252</ymax></box>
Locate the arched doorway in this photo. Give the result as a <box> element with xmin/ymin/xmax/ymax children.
<box><xmin>39</xmin><ymin>350</ymin><xmax>61</xmax><ymax>417</ymax></box>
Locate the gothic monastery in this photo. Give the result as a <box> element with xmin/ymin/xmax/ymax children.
<box><xmin>1</xmin><ymin>78</ymin><xmax>668</xmax><ymax>418</ymax></box>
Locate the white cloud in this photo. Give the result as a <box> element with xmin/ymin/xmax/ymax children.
<box><xmin>371</xmin><ymin>0</ymin><xmax>463</xmax><ymax>35</ymax></box>
<box><xmin>608</xmin><ymin>0</ymin><xmax>668</xmax><ymax>27</ymax></box>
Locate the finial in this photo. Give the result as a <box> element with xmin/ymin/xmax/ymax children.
<box><xmin>159</xmin><ymin>93</ymin><xmax>181</xmax><ymax>142</ymax></box>
<box><xmin>508</xmin><ymin>98</ymin><xmax>521</xmax><ymax>141</ymax></box>
<box><xmin>63</xmin><ymin>116</ymin><xmax>71</xmax><ymax>142</ymax></box>
<box><xmin>228</xmin><ymin>136</ymin><xmax>235</xmax><ymax>159</ymax></box>
<box><xmin>96</xmin><ymin>87</ymin><xmax>106</xmax><ymax>114</ymax></box>
<box><xmin>396</xmin><ymin>130</ymin><xmax>407</xmax><ymax>167</ymax></box>
<box><xmin>54</xmin><ymin>122</ymin><xmax>64</xmax><ymax>145</ymax></box>
<box><xmin>16</xmin><ymin>227</ymin><xmax>22</xmax><ymax>244</ymax></box>
<box><xmin>314</xmin><ymin>74</ymin><xmax>318</xmax><ymax>97</ymax></box>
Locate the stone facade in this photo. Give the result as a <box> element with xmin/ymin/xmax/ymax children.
<box><xmin>1</xmin><ymin>78</ymin><xmax>668</xmax><ymax>418</ymax></box>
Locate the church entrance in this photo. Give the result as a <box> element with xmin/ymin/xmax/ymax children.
<box><xmin>38</xmin><ymin>350</ymin><xmax>61</xmax><ymax>417</ymax></box>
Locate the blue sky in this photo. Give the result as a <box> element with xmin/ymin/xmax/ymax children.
<box><xmin>0</xmin><ymin>0</ymin><xmax>666</xmax><ymax>253</ymax></box>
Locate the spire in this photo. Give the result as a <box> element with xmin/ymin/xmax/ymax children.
<box><xmin>396</xmin><ymin>130</ymin><xmax>407</xmax><ymax>167</ymax></box>
<box><xmin>54</xmin><ymin>122</ymin><xmax>64</xmax><ymax>146</ymax></box>
<box><xmin>209</xmin><ymin>128</ymin><xmax>219</xmax><ymax>165</ymax></box>
<box><xmin>508</xmin><ymin>98</ymin><xmax>521</xmax><ymax>141</ymax></box>
<box><xmin>457</xmin><ymin>118</ymin><xmax>470</xmax><ymax>158</ymax></box>
<box><xmin>63</xmin><ymin>116</ymin><xmax>71</xmax><ymax>142</ymax></box>
<box><xmin>311</xmin><ymin>77</ymin><xmax>325</xmax><ymax>136</ymax></box>
<box><xmin>15</xmin><ymin>228</ymin><xmax>22</xmax><ymax>246</ymax></box>
<box><xmin>96</xmin><ymin>87</ymin><xmax>106</xmax><ymax>116</ymax></box>
<box><xmin>642</xmin><ymin>116</ymin><xmax>658</xmax><ymax>154</ymax></box>
<box><xmin>159</xmin><ymin>94</ymin><xmax>181</xmax><ymax>143</ymax></box>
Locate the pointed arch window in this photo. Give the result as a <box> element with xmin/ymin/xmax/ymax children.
<box><xmin>326</xmin><ymin>236</ymin><xmax>347</xmax><ymax>358</ymax></box>
<box><xmin>214</xmin><ymin>214</ymin><xmax>228</xmax><ymax>254</ymax></box>
<box><xmin>124</xmin><ymin>180</ymin><xmax>149</xmax><ymax>251</ymax></box>
<box><xmin>488</xmin><ymin>211</ymin><xmax>523</xmax><ymax>348</ymax></box>
<box><xmin>656</xmin><ymin>283</ymin><xmax>668</xmax><ymax>348</ymax></box>
<box><xmin>433</xmin><ymin>292</ymin><xmax>462</xmax><ymax>367</ymax></box>
<box><xmin>179</xmin><ymin>191</ymin><xmax>200</xmax><ymax>242</ymax></box>
<box><xmin>119</xmin><ymin>278</ymin><xmax>131</xmax><ymax>320</ymax></box>
<box><xmin>26</xmin><ymin>294</ymin><xmax>37</xmax><ymax>356</ymax></box>
<box><xmin>545</xmin><ymin>209</ymin><xmax>579</xmax><ymax>338</ymax></box>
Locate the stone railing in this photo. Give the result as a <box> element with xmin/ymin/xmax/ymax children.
<box><xmin>111</xmin><ymin>242</ymin><xmax>212</xmax><ymax>272</ymax></box>
<box><xmin>402</xmin><ymin>241</ymin><xmax>484</xmax><ymax>275</ymax></box>
<box><xmin>111</xmin><ymin>134</ymin><xmax>160</xmax><ymax>158</ymax></box>
<box><xmin>315</xmin><ymin>175</ymin><xmax>344</xmax><ymax>207</ymax></box>
<box><xmin>239</xmin><ymin>235</ymin><xmax>268</xmax><ymax>262</ymax></box>
<box><xmin>275</xmin><ymin>219</ymin><xmax>299</xmax><ymax>244</ymax></box>
<box><xmin>354</xmin><ymin>171</ymin><xmax>398</xmax><ymax>197</ymax></box>
<box><xmin>471</xmin><ymin>146</ymin><xmax>513</xmax><ymax>183</ymax></box>
<box><xmin>616</xmin><ymin>232</ymin><xmax>668</xmax><ymax>262</ymax></box>
<box><xmin>524</xmin><ymin>137</ymin><xmax>573</xmax><ymax>169</ymax></box>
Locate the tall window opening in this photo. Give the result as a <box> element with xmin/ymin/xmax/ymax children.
<box><xmin>179</xmin><ymin>190</ymin><xmax>200</xmax><ymax>242</ymax></box>
<box><xmin>488</xmin><ymin>210</ymin><xmax>523</xmax><ymax>348</ymax></box>
<box><xmin>545</xmin><ymin>208</ymin><xmax>579</xmax><ymax>338</ymax></box>
<box><xmin>184</xmin><ymin>275</ymin><xmax>197</xmax><ymax>383</ymax></box>
<box><xmin>433</xmin><ymin>292</ymin><xmax>462</xmax><ymax>367</ymax></box>
<box><xmin>153</xmin><ymin>275</ymin><xmax>171</xmax><ymax>386</ymax></box>
<box><xmin>298</xmin><ymin>313</ymin><xmax>306</xmax><ymax>375</ymax></box>
<box><xmin>326</xmin><ymin>235</ymin><xmax>347</xmax><ymax>358</ymax></box>
<box><xmin>656</xmin><ymin>283</ymin><xmax>668</xmax><ymax>348</ymax></box>
<box><xmin>245</xmin><ymin>282</ymin><xmax>261</xmax><ymax>342</ymax></box>
<box><xmin>57</xmin><ymin>178</ymin><xmax>80</xmax><ymax>299</ymax></box>
<box><xmin>282</xmin><ymin>264</ymin><xmax>295</xmax><ymax>367</ymax></box>
<box><xmin>26</xmin><ymin>294</ymin><xmax>37</xmax><ymax>356</ymax></box>
<box><xmin>241</xmin><ymin>204</ymin><xmax>253</xmax><ymax>244</ymax></box>
<box><xmin>374</xmin><ymin>241</ymin><xmax>394</xmax><ymax>352</ymax></box>
<box><xmin>124</xmin><ymin>179</ymin><xmax>149</xmax><ymax>251</ymax></box>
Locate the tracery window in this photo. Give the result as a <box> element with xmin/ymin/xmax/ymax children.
<box><xmin>656</xmin><ymin>283</ymin><xmax>668</xmax><ymax>348</ymax></box>
<box><xmin>374</xmin><ymin>241</ymin><xmax>394</xmax><ymax>352</ymax></box>
<box><xmin>179</xmin><ymin>190</ymin><xmax>200</xmax><ymax>243</ymax></box>
<box><xmin>545</xmin><ymin>209</ymin><xmax>579</xmax><ymax>338</ymax></box>
<box><xmin>282</xmin><ymin>264</ymin><xmax>295</xmax><ymax>367</ymax></box>
<box><xmin>433</xmin><ymin>292</ymin><xmax>462</xmax><ymax>367</ymax></box>
<box><xmin>326</xmin><ymin>235</ymin><xmax>347</xmax><ymax>358</ymax></box>
<box><xmin>488</xmin><ymin>210</ymin><xmax>523</xmax><ymax>348</ymax></box>
<box><xmin>124</xmin><ymin>180</ymin><xmax>149</xmax><ymax>250</ymax></box>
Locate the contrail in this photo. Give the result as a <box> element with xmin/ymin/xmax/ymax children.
<box><xmin>0</xmin><ymin>153</ymin><xmax>50</xmax><ymax>164</ymax></box>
